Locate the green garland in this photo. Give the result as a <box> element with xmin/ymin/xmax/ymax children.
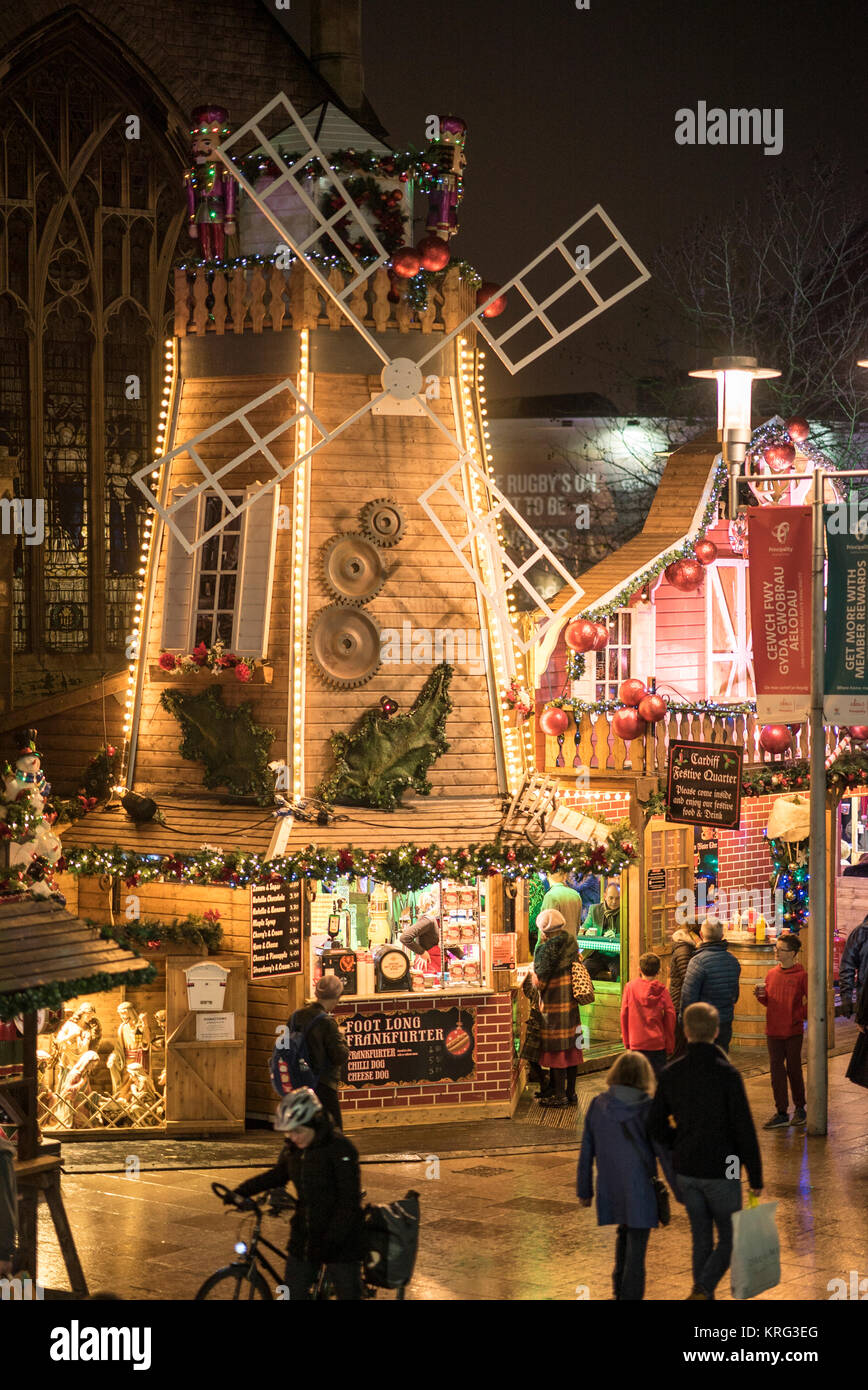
<box><xmin>0</xmin><ymin>962</ymin><xmax>157</xmax><ymax>1024</ymax></box>
<box><xmin>550</xmin><ymin>693</ymin><xmax>757</xmax><ymax>717</ymax></box>
<box><xmin>21</xmin><ymin>826</ymin><xmax>638</xmax><ymax>896</ymax></box>
<box><xmin>90</xmin><ymin>915</ymin><xmax>224</xmax><ymax>954</ymax></box>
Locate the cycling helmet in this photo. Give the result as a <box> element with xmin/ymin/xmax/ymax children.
<box><xmin>274</xmin><ymin>1087</ymin><xmax>323</xmax><ymax>1132</ymax></box>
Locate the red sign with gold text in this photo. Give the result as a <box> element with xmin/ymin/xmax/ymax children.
<box><xmin>747</xmin><ymin>506</ymin><xmax>812</xmax><ymax>723</ymax></box>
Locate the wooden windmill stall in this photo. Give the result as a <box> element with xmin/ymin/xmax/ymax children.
<box><xmin>61</xmin><ymin>93</ymin><xmax>650</xmax><ymax>1128</ymax></box>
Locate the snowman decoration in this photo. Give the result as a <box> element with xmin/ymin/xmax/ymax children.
<box><xmin>2</xmin><ymin>729</ymin><xmax>63</xmax><ymax>896</ymax></box>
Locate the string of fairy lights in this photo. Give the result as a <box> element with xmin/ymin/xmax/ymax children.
<box><xmin>119</xmin><ymin>337</ymin><xmax>178</xmax><ymax>787</ymax></box>
<box><xmin>456</xmin><ymin>337</ymin><xmax>526</xmax><ymax>794</ymax></box>
<box><xmin>290</xmin><ymin>330</ymin><xmax>311</xmax><ymax>799</ymax></box>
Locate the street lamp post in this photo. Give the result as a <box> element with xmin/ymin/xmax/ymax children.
<box><xmin>689</xmin><ymin>356</ymin><xmax>780</xmax><ymax>518</ymax></box>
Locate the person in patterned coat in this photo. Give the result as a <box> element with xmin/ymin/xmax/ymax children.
<box><xmin>532</xmin><ymin>909</ymin><xmax>582</xmax><ymax>1108</ymax></box>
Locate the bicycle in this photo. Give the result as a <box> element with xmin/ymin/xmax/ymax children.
<box><xmin>195</xmin><ymin>1182</ymin><xmax>299</xmax><ymax>1301</ymax></box>
<box><xmin>195</xmin><ymin>1181</ymin><xmax>385</xmax><ymax>1301</ymax></box>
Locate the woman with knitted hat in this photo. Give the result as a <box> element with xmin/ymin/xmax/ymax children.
<box><xmin>532</xmin><ymin>908</ymin><xmax>583</xmax><ymax>1107</ymax></box>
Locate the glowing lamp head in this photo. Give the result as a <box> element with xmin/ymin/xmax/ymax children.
<box><xmin>689</xmin><ymin>356</ymin><xmax>780</xmax><ymax>447</ymax></box>
<box><xmin>233</xmin><ymin>1241</ymin><xmax>248</xmax><ymax>1256</ymax></box>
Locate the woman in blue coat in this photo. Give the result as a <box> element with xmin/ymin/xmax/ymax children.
<box><xmin>577</xmin><ymin>1050</ymin><xmax>666</xmax><ymax>1300</ymax></box>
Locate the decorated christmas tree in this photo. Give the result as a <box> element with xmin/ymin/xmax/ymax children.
<box><xmin>768</xmin><ymin>836</ymin><xmax>809</xmax><ymax>932</ymax></box>
<box><xmin>0</xmin><ymin>729</ymin><xmax>64</xmax><ymax>897</ymax></box>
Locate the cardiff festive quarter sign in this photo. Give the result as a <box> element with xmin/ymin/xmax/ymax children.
<box><xmin>665</xmin><ymin>740</ymin><xmax>742</xmax><ymax>830</ymax></box>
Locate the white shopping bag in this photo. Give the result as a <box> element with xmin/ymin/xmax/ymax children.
<box><xmin>730</xmin><ymin>1198</ymin><xmax>780</xmax><ymax>1299</ymax></box>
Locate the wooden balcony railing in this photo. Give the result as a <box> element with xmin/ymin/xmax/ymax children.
<box><xmin>173</xmin><ymin>261</ymin><xmax>478</xmax><ymax>339</ymax></box>
<box><xmin>542</xmin><ymin>708</ymin><xmax>837</xmax><ymax>778</ymax></box>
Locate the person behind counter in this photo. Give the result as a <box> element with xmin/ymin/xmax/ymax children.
<box><xmin>399</xmin><ymin>893</ymin><xmax>464</xmax><ymax>975</ymax></box>
<box><xmin>532</xmin><ymin>908</ymin><xmax>582</xmax><ymax>1108</ymax></box>
<box><xmin>580</xmin><ymin>883</ymin><xmax>622</xmax><ymax>982</ymax></box>
<box><xmin>291</xmin><ymin>976</ymin><xmax>349</xmax><ymax>1130</ymax></box>
<box><xmin>540</xmin><ymin>871</ymin><xmax>582</xmax><ymax>938</ymax></box>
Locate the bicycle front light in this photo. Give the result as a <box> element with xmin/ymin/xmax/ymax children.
<box><xmin>234</xmin><ymin>1241</ymin><xmax>248</xmax><ymax>1256</ymax></box>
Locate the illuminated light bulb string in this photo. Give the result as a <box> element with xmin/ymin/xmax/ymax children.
<box><xmin>119</xmin><ymin>338</ymin><xmax>178</xmax><ymax>788</ymax></box>
<box><xmin>457</xmin><ymin>338</ymin><xmax>525</xmax><ymax>793</ymax></box>
<box><xmin>290</xmin><ymin>330</ymin><xmax>311</xmax><ymax>798</ymax></box>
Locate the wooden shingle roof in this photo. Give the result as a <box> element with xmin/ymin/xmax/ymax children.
<box><xmin>543</xmin><ymin>431</ymin><xmax>720</xmax><ymax>620</ymax></box>
<box><xmin>0</xmin><ymin>896</ymin><xmax>152</xmax><ymax>1020</ymax></box>
<box><xmin>61</xmin><ymin>797</ymin><xmax>283</xmax><ymax>857</ymax></box>
<box><xmin>286</xmin><ymin>794</ymin><xmax>506</xmax><ymax>852</ymax></box>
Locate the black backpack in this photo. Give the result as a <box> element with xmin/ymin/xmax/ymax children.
<box><xmin>269</xmin><ymin>1011</ymin><xmax>328</xmax><ymax>1096</ymax></box>
<box><xmin>362</xmin><ymin>1190</ymin><xmax>420</xmax><ymax>1290</ymax></box>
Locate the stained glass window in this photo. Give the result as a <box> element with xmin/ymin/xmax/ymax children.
<box><xmin>0</xmin><ymin>26</ymin><xmax>183</xmax><ymax>670</ymax></box>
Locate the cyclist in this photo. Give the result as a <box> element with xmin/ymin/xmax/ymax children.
<box><xmin>230</xmin><ymin>1088</ymin><xmax>365</xmax><ymax>1300</ymax></box>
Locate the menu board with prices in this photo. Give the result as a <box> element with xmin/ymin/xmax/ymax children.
<box><xmin>250</xmin><ymin>882</ymin><xmax>303</xmax><ymax>979</ymax></box>
<box><xmin>341</xmin><ymin>1006</ymin><xmax>475</xmax><ymax>1088</ymax></box>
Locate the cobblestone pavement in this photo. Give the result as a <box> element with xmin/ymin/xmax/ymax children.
<box><xmin>35</xmin><ymin>1045</ymin><xmax>868</xmax><ymax>1301</ymax></box>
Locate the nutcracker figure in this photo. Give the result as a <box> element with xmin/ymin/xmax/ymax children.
<box><xmin>185</xmin><ymin>104</ymin><xmax>237</xmax><ymax>261</ymax></box>
<box><xmin>425</xmin><ymin>116</ymin><xmax>467</xmax><ymax>241</ymax></box>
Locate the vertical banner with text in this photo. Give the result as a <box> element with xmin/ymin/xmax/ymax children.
<box><xmin>824</xmin><ymin>507</ymin><xmax>868</xmax><ymax>723</ymax></box>
<box><xmin>747</xmin><ymin>506</ymin><xmax>812</xmax><ymax>723</ymax></box>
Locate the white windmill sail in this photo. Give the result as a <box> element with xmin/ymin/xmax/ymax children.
<box><xmin>132</xmin><ymin>89</ymin><xmax>648</xmax><ymax>666</ymax></box>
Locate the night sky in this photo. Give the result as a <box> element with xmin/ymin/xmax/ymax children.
<box><xmin>280</xmin><ymin>0</ymin><xmax>867</xmax><ymax>406</ymax></box>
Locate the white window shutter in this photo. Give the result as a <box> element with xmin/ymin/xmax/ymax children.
<box><xmin>234</xmin><ymin>485</ymin><xmax>279</xmax><ymax>656</ymax></box>
<box><xmin>161</xmin><ymin>487</ymin><xmax>201</xmax><ymax>650</ymax></box>
<box><xmin>630</xmin><ymin>603</ymin><xmax>655</xmax><ymax>683</ymax></box>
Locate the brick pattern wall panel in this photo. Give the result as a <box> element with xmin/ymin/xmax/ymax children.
<box><xmin>333</xmin><ymin>995</ymin><xmax>515</xmax><ymax>1115</ymax></box>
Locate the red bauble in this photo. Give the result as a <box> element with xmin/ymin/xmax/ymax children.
<box><xmin>638</xmin><ymin>693</ymin><xmax>668</xmax><ymax>723</ymax></box>
<box><xmin>416</xmin><ymin>234</ymin><xmax>451</xmax><ymax>272</ymax></box>
<box><xmin>392</xmin><ymin>246</ymin><xmax>421</xmax><ymax>279</ymax></box>
<box><xmin>667</xmin><ymin>559</ymin><xmax>704</xmax><ymax>591</ymax></box>
<box><xmin>476</xmin><ymin>282</ymin><xmax>507</xmax><ymax>318</ymax></box>
<box><xmin>694</xmin><ymin>539</ymin><xmax>718</xmax><ymax>566</ymax></box>
<box><xmin>759</xmin><ymin>725</ymin><xmax>793</xmax><ymax>754</ymax></box>
<box><xmin>539</xmin><ymin>706</ymin><xmax>570</xmax><ymax>737</ymax></box>
<box><xmin>564</xmin><ymin>618</ymin><xmax>598</xmax><ymax>653</ymax></box>
<box><xmin>847</xmin><ymin>726</ymin><xmax>868</xmax><ymax>741</ymax></box>
<box><xmin>785</xmin><ymin>416</ymin><xmax>810</xmax><ymax>442</ymax></box>
<box><xmin>612</xmin><ymin>708</ymin><xmax>646</xmax><ymax>741</ymax></box>
<box><xmin>591</xmin><ymin>622</ymin><xmax>610</xmax><ymax>650</ymax></box>
<box><xmin>618</xmin><ymin>678</ymin><xmax>647</xmax><ymax>707</ymax></box>
<box><xmin>763</xmin><ymin>442</ymin><xmax>796</xmax><ymax>471</ymax></box>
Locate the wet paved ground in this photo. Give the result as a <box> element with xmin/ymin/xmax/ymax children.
<box><xmin>36</xmin><ymin>1038</ymin><xmax>868</xmax><ymax>1301</ymax></box>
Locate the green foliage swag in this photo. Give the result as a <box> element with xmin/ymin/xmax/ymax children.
<box><xmin>0</xmin><ymin>962</ymin><xmax>157</xmax><ymax>1024</ymax></box>
<box><xmin>93</xmin><ymin>914</ymin><xmax>224</xmax><ymax>954</ymax></box>
<box><xmin>317</xmin><ymin>663</ymin><xmax>454</xmax><ymax>812</ymax></box>
<box><xmin>160</xmin><ymin>685</ymin><xmax>276</xmax><ymax>804</ymax></box>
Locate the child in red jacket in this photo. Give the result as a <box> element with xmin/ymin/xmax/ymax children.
<box><xmin>755</xmin><ymin>932</ymin><xmax>807</xmax><ymax>1128</ymax></box>
<box><xmin>620</xmin><ymin>952</ymin><xmax>676</xmax><ymax>1079</ymax></box>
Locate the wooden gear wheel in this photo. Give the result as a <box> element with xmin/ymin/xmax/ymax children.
<box><xmin>359</xmin><ymin>497</ymin><xmax>405</xmax><ymax>548</ymax></box>
<box><xmin>309</xmin><ymin>604</ymin><xmax>382</xmax><ymax>688</ymax></box>
<box><xmin>320</xmin><ymin>532</ymin><xmax>388</xmax><ymax>604</ymax></box>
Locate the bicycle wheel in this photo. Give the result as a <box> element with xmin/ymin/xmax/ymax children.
<box><xmin>195</xmin><ymin>1264</ymin><xmax>272</xmax><ymax>1301</ymax></box>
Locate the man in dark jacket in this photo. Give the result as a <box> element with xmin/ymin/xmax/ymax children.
<box><xmin>291</xmin><ymin>976</ymin><xmax>349</xmax><ymax>1129</ymax></box>
<box><xmin>648</xmin><ymin>1002</ymin><xmax>763</xmax><ymax>1300</ymax></box>
<box><xmin>679</xmin><ymin>918</ymin><xmax>741</xmax><ymax>1050</ymax></box>
<box><xmin>233</xmin><ymin>1088</ymin><xmax>364</xmax><ymax>1300</ymax></box>
<box><xmin>839</xmin><ymin>917</ymin><xmax>868</xmax><ymax>1018</ymax></box>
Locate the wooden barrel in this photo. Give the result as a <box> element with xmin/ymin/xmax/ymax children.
<box><xmin>581</xmin><ymin>979</ymin><xmax>622</xmax><ymax>1043</ymax></box>
<box><xmin>730</xmin><ymin>941</ymin><xmax>776</xmax><ymax>1049</ymax></box>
